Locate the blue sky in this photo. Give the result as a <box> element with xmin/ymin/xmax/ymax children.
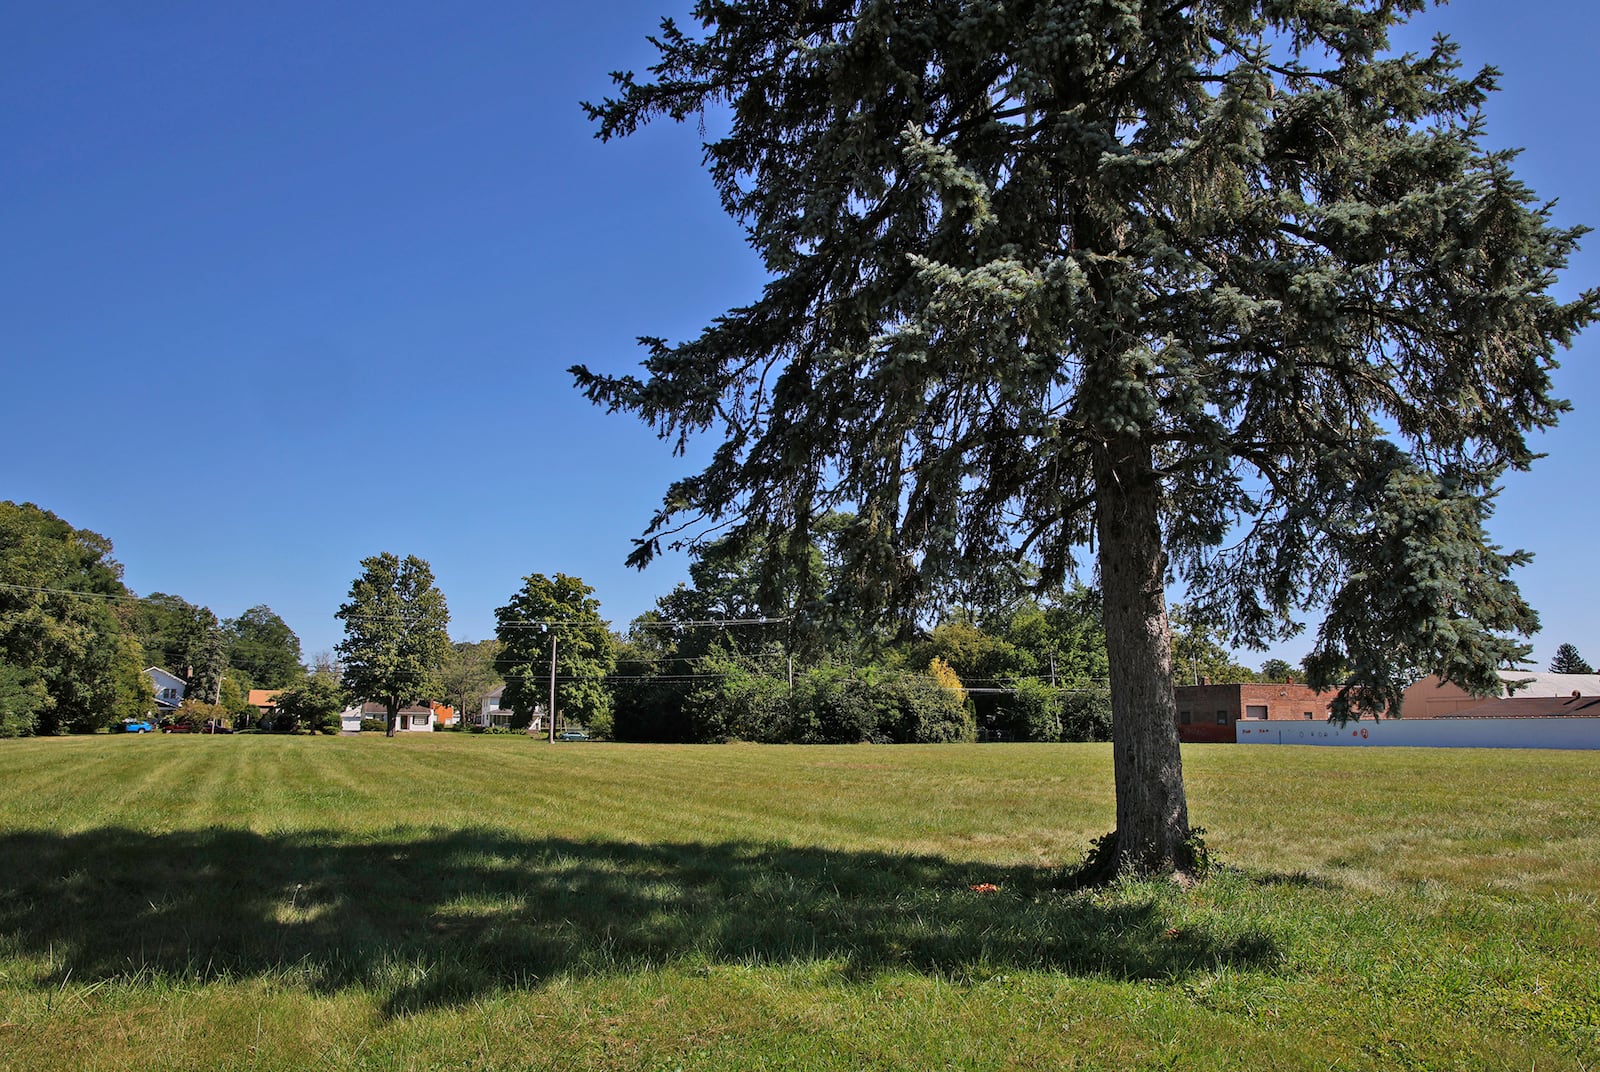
<box><xmin>4</xmin><ymin>1</ymin><xmax>1596</xmax><ymax>671</ymax></box>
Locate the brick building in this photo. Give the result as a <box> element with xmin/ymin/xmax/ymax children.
<box><xmin>1174</xmin><ymin>681</ymin><xmax>1345</xmax><ymax>743</ymax></box>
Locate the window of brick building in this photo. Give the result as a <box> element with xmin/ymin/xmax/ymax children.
<box><xmin>1216</xmin><ymin>710</ymin><xmax>1230</xmax><ymax>725</ymax></box>
<box><xmin>1245</xmin><ymin>705</ymin><xmax>1268</xmax><ymax>720</ymax></box>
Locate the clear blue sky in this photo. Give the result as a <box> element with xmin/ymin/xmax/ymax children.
<box><xmin>4</xmin><ymin>1</ymin><xmax>1596</xmax><ymax>671</ymax></box>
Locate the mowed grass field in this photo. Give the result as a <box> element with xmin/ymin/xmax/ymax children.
<box><xmin>0</xmin><ymin>736</ymin><xmax>1595</xmax><ymax>1070</ymax></box>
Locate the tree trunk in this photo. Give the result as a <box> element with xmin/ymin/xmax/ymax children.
<box><xmin>385</xmin><ymin>700</ymin><xmax>398</xmax><ymax>738</ymax></box>
<box><xmin>1093</xmin><ymin>434</ymin><xmax>1195</xmax><ymax>877</ymax></box>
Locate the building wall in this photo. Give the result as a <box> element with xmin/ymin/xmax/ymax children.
<box><xmin>1173</xmin><ymin>682</ymin><xmax>1345</xmax><ymax>743</ymax></box>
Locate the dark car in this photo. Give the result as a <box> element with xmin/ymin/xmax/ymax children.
<box><xmin>557</xmin><ymin>730</ymin><xmax>589</xmax><ymax>741</ymax></box>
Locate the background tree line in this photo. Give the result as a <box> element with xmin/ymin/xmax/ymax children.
<box><xmin>1</xmin><ymin>500</ymin><xmax>312</xmax><ymax>737</ymax></box>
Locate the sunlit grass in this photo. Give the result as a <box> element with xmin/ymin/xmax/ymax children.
<box><xmin>0</xmin><ymin>735</ymin><xmax>1595</xmax><ymax>1070</ymax></box>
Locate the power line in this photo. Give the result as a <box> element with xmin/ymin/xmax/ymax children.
<box><xmin>0</xmin><ymin>581</ymin><xmax>136</xmax><ymax>602</ymax></box>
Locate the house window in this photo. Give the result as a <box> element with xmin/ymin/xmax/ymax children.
<box><xmin>1216</xmin><ymin>710</ymin><xmax>1230</xmax><ymax>725</ymax></box>
<box><xmin>1179</xmin><ymin>709</ymin><xmax>1191</xmax><ymax>725</ymax></box>
<box><xmin>1304</xmin><ymin>711</ymin><xmax>1314</xmax><ymax>720</ymax></box>
<box><xmin>1245</xmin><ymin>705</ymin><xmax>1268</xmax><ymax>720</ymax></box>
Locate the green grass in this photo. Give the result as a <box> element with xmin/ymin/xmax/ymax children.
<box><xmin>0</xmin><ymin>736</ymin><xmax>1596</xmax><ymax>1070</ymax></box>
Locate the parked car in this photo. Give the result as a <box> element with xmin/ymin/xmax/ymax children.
<box><xmin>161</xmin><ymin>718</ymin><xmax>194</xmax><ymax>733</ymax></box>
<box><xmin>200</xmin><ymin>719</ymin><xmax>234</xmax><ymax>734</ymax></box>
<box><xmin>117</xmin><ymin>719</ymin><xmax>156</xmax><ymax>734</ymax></box>
<box><xmin>557</xmin><ymin>729</ymin><xmax>589</xmax><ymax>741</ymax></box>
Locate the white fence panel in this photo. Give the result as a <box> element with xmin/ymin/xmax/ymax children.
<box><xmin>1235</xmin><ymin>717</ymin><xmax>1600</xmax><ymax>749</ymax></box>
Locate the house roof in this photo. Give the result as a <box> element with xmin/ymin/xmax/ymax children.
<box><xmin>354</xmin><ymin>701</ymin><xmax>435</xmax><ymax>717</ymax></box>
<box><xmin>143</xmin><ymin>666</ymin><xmax>184</xmax><ymax>685</ymax></box>
<box><xmin>247</xmin><ymin>689</ymin><xmax>281</xmax><ymax>708</ymax></box>
<box><xmin>486</xmin><ymin>684</ymin><xmax>506</xmax><ymax>700</ymax></box>
<box><xmin>1439</xmin><ymin>694</ymin><xmax>1600</xmax><ymax>719</ymax></box>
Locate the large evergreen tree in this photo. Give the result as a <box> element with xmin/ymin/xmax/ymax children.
<box><xmin>335</xmin><ymin>553</ymin><xmax>451</xmax><ymax>737</ymax></box>
<box><xmin>1548</xmin><ymin>643</ymin><xmax>1594</xmax><ymax>675</ymax></box>
<box><xmin>575</xmin><ymin>1</ymin><xmax>1595</xmax><ymax>876</ymax></box>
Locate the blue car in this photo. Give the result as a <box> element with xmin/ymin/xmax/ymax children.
<box><xmin>118</xmin><ymin>719</ymin><xmax>156</xmax><ymax>733</ymax></box>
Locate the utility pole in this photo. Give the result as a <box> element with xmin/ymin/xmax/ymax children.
<box><xmin>548</xmin><ymin>632</ymin><xmax>557</xmax><ymax>743</ymax></box>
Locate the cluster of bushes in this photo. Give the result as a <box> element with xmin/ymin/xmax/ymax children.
<box><xmin>609</xmin><ymin>652</ymin><xmax>1112</xmax><ymax>746</ymax></box>
<box><xmin>987</xmin><ymin>678</ymin><xmax>1113</xmax><ymax>742</ymax></box>
<box><xmin>674</xmin><ymin>657</ymin><xmax>976</xmax><ymax>744</ymax></box>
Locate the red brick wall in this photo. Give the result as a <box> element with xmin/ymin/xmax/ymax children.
<box><xmin>1173</xmin><ymin>682</ymin><xmax>1344</xmax><ymax>743</ymax></box>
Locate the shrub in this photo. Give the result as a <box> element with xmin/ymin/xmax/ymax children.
<box><xmin>1059</xmin><ymin>687</ymin><xmax>1113</xmax><ymax>742</ymax></box>
<box><xmin>879</xmin><ymin>669</ymin><xmax>975</xmax><ymax>744</ymax></box>
<box><xmin>684</xmin><ymin>649</ymin><xmax>789</xmax><ymax>742</ymax></box>
<box><xmin>996</xmin><ymin>678</ymin><xmax>1063</xmax><ymax>742</ymax></box>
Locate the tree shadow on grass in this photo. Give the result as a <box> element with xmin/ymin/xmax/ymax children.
<box><xmin>0</xmin><ymin>828</ymin><xmax>1279</xmax><ymax>1016</ymax></box>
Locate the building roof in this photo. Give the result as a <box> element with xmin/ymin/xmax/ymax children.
<box><xmin>1494</xmin><ymin>670</ymin><xmax>1600</xmax><ymax>697</ymax></box>
<box><xmin>247</xmin><ymin>689</ymin><xmax>281</xmax><ymax>708</ymax></box>
<box><xmin>354</xmin><ymin>701</ymin><xmax>434</xmax><ymax>717</ymax></box>
<box><xmin>1440</xmin><ymin>694</ymin><xmax>1600</xmax><ymax>719</ymax></box>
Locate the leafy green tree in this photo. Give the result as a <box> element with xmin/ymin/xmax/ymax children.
<box><xmin>1548</xmin><ymin>644</ymin><xmax>1595</xmax><ymax>675</ymax></box>
<box><xmin>217</xmin><ymin>674</ymin><xmax>254</xmax><ymax>724</ymax></box>
<box><xmin>685</xmin><ymin>646</ymin><xmax>791</xmax><ymax>742</ymax></box>
<box><xmin>610</xmin><ymin>618</ymin><xmax>698</xmax><ymax>742</ymax></box>
<box><xmin>0</xmin><ymin>660</ymin><xmax>46</xmax><ymax>738</ymax></box>
<box><xmin>223</xmin><ymin>606</ymin><xmax>304</xmax><ymax>688</ymax></box>
<box><xmin>0</xmin><ymin>501</ymin><xmax>152</xmax><ymax>734</ymax></box>
<box><xmin>183</xmin><ymin>606</ymin><xmax>228</xmax><ymax>706</ymax></box>
<box><xmin>130</xmin><ymin>593</ymin><xmax>227</xmax><ymax>701</ymax></box>
<box><xmin>996</xmin><ymin>678</ymin><xmax>1064</xmax><ymax>743</ymax></box>
<box><xmin>438</xmin><ymin>639</ymin><xmax>503</xmax><ymax>726</ymax></box>
<box><xmin>1000</xmin><ymin>586</ymin><xmax>1110</xmax><ymax>687</ymax></box>
<box><xmin>1258</xmin><ymin>658</ymin><xmax>1297</xmax><ymax>684</ymax></box>
<box><xmin>1169</xmin><ymin>604</ymin><xmax>1257</xmax><ymax>686</ymax></box>
<box><xmin>1059</xmin><ymin>688</ymin><xmax>1114</xmax><ymax>743</ymax></box>
<box><xmin>576</xmin><ymin>1</ymin><xmax>1595</xmax><ymax>876</ymax></box>
<box><xmin>274</xmin><ymin>671</ymin><xmax>346</xmax><ymax>735</ymax></box>
<box><xmin>335</xmin><ymin>553</ymin><xmax>452</xmax><ymax>737</ymax></box>
<box><xmin>918</xmin><ymin>617</ymin><xmax>1019</xmax><ymax>687</ymax></box>
<box><xmin>494</xmin><ymin>574</ymin><xmax>615</xmax><ymax>735</ymax></box>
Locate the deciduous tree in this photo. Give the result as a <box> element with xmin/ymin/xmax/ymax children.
<box><xmin>438</xmin><ymin>639</ymin><xmax>503</xmax><ymax>726</ymax></box>
<box><xmin>274</xmin><ymin>671</ymin><xmax>347</xmax><ymax>735</ymax></box>
<box><xmin>335</xmin><ymin>553</ymin><xmax>451</xmax><ymax>737</ymax></box>
<box><xmin>224</xmin><ymin>605</ymin><xmax>304</xmax><ymax>688</ymax></box>
<box><xmin>0</xmin><ymin>501</ymin><xmax>152</xmax><ymax>734</ymax></box>
<box><xmin>495</xmin><ymin>574</ymin><xmax>615</xmax><ymax>736</ymax></box>
<box><xmin>575</xmin><ymin>0</ymin><xmax>1595</xmax><ymax>877</ymax></box>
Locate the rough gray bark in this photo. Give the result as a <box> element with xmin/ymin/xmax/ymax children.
<box><xmin>1094</xmin><ymin>435</ymin><xmax>1194</xmax><ymax>877</ymax></box>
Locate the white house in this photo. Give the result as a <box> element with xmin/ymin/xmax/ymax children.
<box><xmin>144</xmin><ymin>667</ymin><xmax>185</xmax><ymax>715</ymax></box>
<box><xmin>339</xmin><ymin>701</ymin><xmax>437</xmax><ymax>734</ymax></box>
<box><xmin>472</xmin><ymin>686</ymin><xmax>543</xmax><ymax>732</ymax></box>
